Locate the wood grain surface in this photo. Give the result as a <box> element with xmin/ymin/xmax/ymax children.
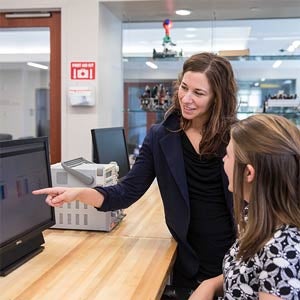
<box><xmin>0</xmin><ymin>183</ymin><xmax>177</xmax><ymax>300</ymax></box>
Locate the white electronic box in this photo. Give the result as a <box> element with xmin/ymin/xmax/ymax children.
<box><xmin>51</xmin><ymin>157</ymin><xmax>125</xmax><ymax>232</ymax></box>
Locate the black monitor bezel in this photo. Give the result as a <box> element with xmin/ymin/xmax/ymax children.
<box><xmin>91</xmin><ymin>127</ymin><xmax>130</xmax><ymax>179</ymax></box>
<box><xmin>0</xmin><ymin>136</ymin><xmax>55</xmax><ymax>250</ymax></box>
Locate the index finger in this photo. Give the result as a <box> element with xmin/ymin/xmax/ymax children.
<box><xmin>32</xmin><ymin>188</ymin><xmax>57</xmax><ymax>195</ymax></box>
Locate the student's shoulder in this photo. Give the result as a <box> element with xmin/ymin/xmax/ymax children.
<box><xmin>262</xmin><ymin>225</ymin><xmax>300</xmax><ymax>260</ymax></box>
<box><xmin>258</xmin><ymin>226</ymin><xmax>300</xmax><ymax>297</ymax></box>
<box><xmin>273</xmin><ymin>225</ymin><xmax>300</xmax><ymax>244</ymax></box>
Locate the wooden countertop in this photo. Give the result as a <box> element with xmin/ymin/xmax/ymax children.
<box><xmin>0</xmin><ymin>183</ymin><xmax>177</xmax><ymax>300</ymax></box>
<box><xmin>110</xmin><ymin>183</ymin><xmax>171</xmax><ymax>239</ymax></box>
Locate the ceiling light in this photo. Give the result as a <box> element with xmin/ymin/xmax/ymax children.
<box><xmin>272</xmin><ymin>60</ymin><xmax>282</xmax><ymax>69</ymax></box>
<box><xmin>175</xmin><ymin>10</ymin><xmax>191</xmax><ymax>16</ymax></box>
<box><xmin>186</xmin><ymin>27</ymin><xmax>196</xmax><ymax>32</ymax></box>
<box><xmin>292</xmin><ymin>40</ymin><xmax>300</xmax><ymax>48</ymax></box>
<box><xmin>185</xmin><ymin>34</ymin><xmax>196</xmax><ymax>38</ymax></box>
<box><xmin>27</xmin><ymin>62</ymin><xmax>48</xmax><ymax>70</ymax></box>
<box><xmin>287</xmin><ymin>45</ymin><xmax>295</xmax><ymax>52</ymax></box>
<box><xmin>5</xmin><ymin>12</ymin><xmax>51</xmax><ymax>18</ymax></box>
<box><xmin>145</xmin><ymin>61</ymin><xmax>158</xmax><ymax>69</ymax></box>
<box><xmin>263</xmin><ymin>37</ymin><xmax>292</xmax><ymax>41</ymax></box>
<box><xmin>261</xmin><ymin>78</ymin><xmax>266</xmax><ymax>82</ymax></box>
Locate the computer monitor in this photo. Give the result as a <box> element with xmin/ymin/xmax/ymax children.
<box><xmin>0</xmin><ymin>137</ymin><xmax>55</xmax><ymax>276</ymax></box>
<box><xmin>91</xmin><ymin>127</ymin><xmax>130</xmax><ymax>180</ymax></box>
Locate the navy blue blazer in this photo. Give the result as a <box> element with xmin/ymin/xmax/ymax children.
<box><xmin>96</xmin><ymin>112</ymin><xmax>235</xmax><ymax>280</ymax></box>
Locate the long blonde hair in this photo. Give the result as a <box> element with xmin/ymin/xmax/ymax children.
<box><xmin>231</xmin><ymin>114</ymin><xmax>300</xmax><ymax>261</ymax></box>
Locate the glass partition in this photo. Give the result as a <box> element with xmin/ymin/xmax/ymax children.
<box><xmin>122</xmin><ymin>18</ymin><xmax>300</xmax><ymax>152</ymax></box>
<box><xmin>0</xmin><ymin>28</ymin><xmax>50</xmax><ymax>141</ymax></box>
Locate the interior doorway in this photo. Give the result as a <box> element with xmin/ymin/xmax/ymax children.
<box><xmin>0</xmin><ymin>11</ymin><xmax>61</xmax><ymax>163</ymax></box>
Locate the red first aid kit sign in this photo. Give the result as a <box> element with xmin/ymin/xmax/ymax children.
<box><xmin>71</xmin><ymin>62</ymin><xmax>95</xmax><ymax>80</ymax></box>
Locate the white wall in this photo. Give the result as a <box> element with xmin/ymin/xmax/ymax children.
<box><xmin>98</xmin><ymin>3</ymin><xmax>123</xmax><ymax>128</ymax></box>
<box><xmin>62</xmin><ymin>0</ymin><xmax>123</xmax><ymax>160</ymax></box>
<box><xmin>61</xmin><ymin>0</ymin><xmax>100</xmax><ymax>161</ymax></box>
<box><xmin>0</xmin><ymin>0</ymin><xmax>124</xmax><ymax>161</ymax></box>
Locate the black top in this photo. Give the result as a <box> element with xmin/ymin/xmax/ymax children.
<box><xmin>181</xmin><ymin>132</ymin><xmax>235</xmax><ymax>280</ymax></box>
<box><xmin>97</xmin><ymin>112</ymin><xmax>235</xmax><ymax>289</ymax></box>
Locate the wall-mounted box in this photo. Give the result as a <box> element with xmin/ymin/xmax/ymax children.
<box><xmin>68</xmin><ymin>86</ymin><xmax>95</xmax><ymax>106</ymax></box>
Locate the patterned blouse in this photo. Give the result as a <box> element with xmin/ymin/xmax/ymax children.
<box><xmin>222</xmin><ymin>225</ymin><xmax>300</xmax><ymax>299</ymax></box>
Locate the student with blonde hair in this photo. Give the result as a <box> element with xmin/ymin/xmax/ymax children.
<box><xmin>189</xmin><ymin>114</ymin><xmax>300</xmax><ymax>300</ymax></box>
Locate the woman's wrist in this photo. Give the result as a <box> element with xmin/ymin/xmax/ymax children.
<box><xmin>78</xmin><ymin>188</ymin><xmax>104</xmax><ymax>208</ymax></box>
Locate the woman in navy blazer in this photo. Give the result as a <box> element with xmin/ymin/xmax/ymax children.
<box><xmin>34</xmin><ymin>52</ymin><xmax>238</xmax><ymax>299</ymax></box>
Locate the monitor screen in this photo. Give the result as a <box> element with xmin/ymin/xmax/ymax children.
<box><xmin>0</xmin><ymin>137</ymin><xmax>55</xmax><ymax>275</ymax></box>
<box><xmin>91</xmin><ymin>127</ymin><xmax>130</xmax><ymax>180</ymax></box>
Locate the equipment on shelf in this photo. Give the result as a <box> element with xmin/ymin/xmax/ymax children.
<box><xmin>266</xmin><ymin>98</ymin><xmax>300</xmax><ymax>108</ymax></box>
<box><xmin>140</xmin><ymin>83</ymin><xmax>172</xmax><ymax>111</ymax></box>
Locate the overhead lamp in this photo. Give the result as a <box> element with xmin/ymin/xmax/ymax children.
<box><xmin>27</xmin><ymin>62</ymin><xmax>48</xmax><ymax>70</ymax></box>
<box><xmin>286</xmin><ymin>40</ymin><xmax>300</xmax><ymax>53</ymax></box>
<box><xmin>145</xmin><ymin>61</ymin><xmax>158</xmax><ymax>69</ymax></box>
<box><xmin>186</xmin><ymin>27</ymin><xmax>196</xmax><ymax>31</ymax></box>
<box><xmin>272</xmin><ymin>60</ymin><xmax>282</xmax><ymax>69</ymax></box>
<box><xmin>5</xmin><ymin>12</ymin><xmax>51</xmax><ymax>18</ymax></box>
<box><xmin>287</xmin><ymin>45</ymin><xmax>295</xmax><ymax>52</ymax></box>
<box><xmin>292</xmin><ymin>40</ymin><xmax>300</xmax><ymax>48</ymax></box>
<box><xmin>185</xmin><ymin>34</ymin><xmax>196</xmax><ymax>38</ymax></box>
<box><xmin>175</xmin><ymin>10</ymin><xmax>191</xmax><ymax>16</ymax></box>
<box><xmin>250</xmin><ymin>7</ymin><xmax>261</xmax><ymax>12</ymax></box>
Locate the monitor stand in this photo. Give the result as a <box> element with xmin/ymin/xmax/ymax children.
<box><xmin>0</xmin><ymin>232</ymin><xmax>45</xmax><ymax>276</ymax></box>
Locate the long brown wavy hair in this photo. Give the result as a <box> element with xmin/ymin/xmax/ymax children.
<box><xmin>231</xmin><ymin>114</ymin><xmax>300</xmax><ymax>261</ymax></box>
<box><xmin>166</xmin><ymin>52</ymin><xmax>237</xmax><ymax>155</ymax></box>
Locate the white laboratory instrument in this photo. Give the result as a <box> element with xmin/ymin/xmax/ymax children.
<box><xmin>50</xmin><ymin>157</ymin><xmax>125</xmax><ymax>231</ymax></box>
